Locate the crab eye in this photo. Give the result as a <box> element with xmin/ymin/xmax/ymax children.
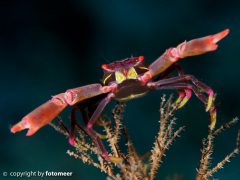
<box><xmin>138</xmin><ymin>56</ymin><xmax>144</xmax><ymax>61</ymax></box>
<box><xmin>115</xmin><ymin>71</ymin><xmax>126</xmax><ymax>83</ymax></box>
<box><xmin>127</xmin><ymin>67</ymin><xmax>137</xmax><ymax>79</ymax></box>
<box><xmin>101</xmin><ymin>64</ymin><xmax>108</xmax><ymax>69</ymax></box>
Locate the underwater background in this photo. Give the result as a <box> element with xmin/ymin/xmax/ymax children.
<box><xmin>1</xmin><ymin>0</ymin><xmax>240</xmax><ymax>179</ymax></box>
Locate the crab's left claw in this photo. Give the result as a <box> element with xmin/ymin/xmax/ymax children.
<box><xmin>178</xmin><ymin>29</ymin><xmax>230</xmax><ymax>58</ymax></box>
<box><xmin>11</xmin><ymin>93</ymin><xmax>68</xmax><ymax>136</ymax></box>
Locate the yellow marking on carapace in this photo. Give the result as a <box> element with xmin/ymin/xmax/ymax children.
<box><xmin>139</xmin><ymin>67</ymin><xmax>149</xmax><ymax>70</ymax></box>
<box><xmin>119</xmin><ymin>92</ymin><xmax>147</xmax><ymax>101</ymax></box>
<box><xmin>127</xmin><ymin>67</ymin><xmax>137</xmax><ymax>79</ymax></box>
<box><xmin>103</xmin><ymin>74</ymin><xmax>112</xmax><ymax>85</ymax></box>
<box><xmin>115</xmin><ymin>71</ymin><xmax>126</xmax><ymax>83</ymax></box>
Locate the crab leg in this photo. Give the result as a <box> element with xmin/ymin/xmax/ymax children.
<box><xmin>72</xmin><ymin>93</ymin><xmax>122</xmax><ymax>161</ymax></box>
<box><xmin>154</xmin><ymin>62</ymin><xmax>192</xmax><ymax>108</ymax></box>
<box><xmin>151</xmin><ymin>75</ymin><xmax>214</xmax><ymax>111</ymax></box>
<box><xmin>11</xmin><ymin>84</ymin><xmax>115</xmax><ymax>136</ymax></box>
<box><xmin>86</xmin><ymin>95</ymin><xmax>111</xmax><ymax>159</ymax></box>
<box><xmin>68</xmin><ymin>94</ymin><xmax>107</xmax><ymax>146</ymax></box>
<box><xmin>152</xmin><ymin>82</ymin><xmax>208</xmax><ymax>104</ymax></box>
<box><xmin>154</xmin><ymin>62</ymin><xmax>184</xmax><ymax>81</ymax></box>
<box><xmin>140</xmin><ymin>29</ymin><xmax>229</xmax><ymax>84</ymax></box>
<box><xmin>151</xmin><ymin>82</ymin><xmax>216</xmax><ymax>129</ymax></box>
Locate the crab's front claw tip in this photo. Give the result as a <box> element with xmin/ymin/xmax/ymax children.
<box><xmin>212</xmin><ymin>29</ymin><xmax>230</xmax><ymax>44</ymax></box>
<box><xmin>207</xmin><ymin>29</ymin><xmax>230</xmax><ymax>51</ymax></box>
<box><xmin>11</xmin><ymin>118</ymin><xmax>39</xmax><ymax>136</ymax></box>
<box><xmin>11</xmin><ymin>93</ymin><xmax>68</xmax><ymax>136</ymax></box>
<box><xmin>10</xmin><ymin>118</ymin><xmax>42</xmax><ymax>137</ymax></box>
<box><xmin>11</xmin><ymin>118</ymin><xmax>31</xmax><ymax>134</ymax></box>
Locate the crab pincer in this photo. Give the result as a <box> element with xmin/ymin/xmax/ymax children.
<box><xmin>142</xmin><ymin>29</ymin><xmax>229</xmax><ymax>114</ymax></box>
<box><xmin>176</xmin><ymin>29</ymin><xmax>229</xmax><ymax>58</ymax></box>
<box><xmin>11</xmin><ymin>93</ymin><xmax>68</xmax><ymax>136</ymax></box>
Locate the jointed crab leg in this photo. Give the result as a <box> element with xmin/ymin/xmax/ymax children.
<box><xmin>11</xmin><ymin>84</ymin><xmax>114</xmax><ymax>136</ymax></box>
<box><xmin>152</xmin><ymin>75</ymin><xmax>214</xmax><ymax>111</ymax></box>
<box><xmin>68</xmin><ymin>93</ymin><xmax>122</xmax><ymax>161</ymax></box>
<box><xmin>154</xmin><ymin>62</ymin><xmax>191</xmax><ymax>108</ymax></box>
<box><xmin>140</xmin><ymin>29</ymin><xmax>229</xmax><ymax>84</ymax></box>
<box><xmin>86</xmin><ymin>95</ymin><xmax>112</xmax><ymax>158</ymax></box>
<box><xmin>68</xmin><ymin>94</ymin><xmax>107</xmax><ymax>146</ymax></box>
<box><xmin>154</xmin><ymin>62</ymin><xmax>184</xmax><ymax>81</ymax></box>
<box><xmin>151</xmin><ymin>82</ymin><xmax>217</xmax><ymax>129</ymax></box>
<box><xmin>152</xmin><ymin>82</ymin><xmax>208</xmax><ymax>103</ymax></box>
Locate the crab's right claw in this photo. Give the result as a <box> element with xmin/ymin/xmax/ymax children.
<box><xmin>11</xmin><ymin>93</ymin><xmax>68</xmax><ymax>136</ymax></box>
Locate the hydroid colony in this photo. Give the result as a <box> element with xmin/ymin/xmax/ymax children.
<box><xmin>49</xmin><ymin>94</ymin><xmax>239</xmax><ymax>180</ymax></box>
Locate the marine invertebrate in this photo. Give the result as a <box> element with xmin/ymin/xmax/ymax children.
<box><xmin>11</xmin><ymin>30</ymin><xmax>229</xmax><ymax>161</ymax></box>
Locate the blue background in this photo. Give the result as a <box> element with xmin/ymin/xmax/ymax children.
<box><xmin>1</xmin><ymin>0</ymin><xmax>240</xmax><ymax>179</ymax></box>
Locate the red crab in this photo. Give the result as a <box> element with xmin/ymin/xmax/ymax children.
<box><xmin>11</xmin><ymin>29</ymin><xmax>229</xmax><ymax>161</ymax></box>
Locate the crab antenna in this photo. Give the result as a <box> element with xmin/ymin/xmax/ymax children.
<box><xmin>99</xmin><ymin>52</ymin><xmax>110</xmax><ymax>63</ymax></box>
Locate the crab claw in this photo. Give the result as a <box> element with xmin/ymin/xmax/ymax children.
<box><xmin>143</xmin><ymin>29</ymin><xmax>229</xmax><ymax>82</ymax></box>
<box><xmin>10</xmin><ymin>119</ymin><xmax>31</xmax><ymax>134</ymax></box>
<box><xmin>178</xmin><ymin>29</ymin><xmax>229</xmax><ymax>58</ymax></box>
<box><xmin>211</xmin><ymin>29</ymin><xmax>230</xmax><ymax>44</ymax></box>
<box><xmin>11</xmin><ymin>93</ymin><xmax>68</xmax><ymax>136</ymax></box>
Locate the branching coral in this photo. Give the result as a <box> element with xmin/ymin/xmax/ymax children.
<box><xmin>49</xmin><ymin>95</ymin><xmax>239</xmax><ymax>180</ymax></box>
